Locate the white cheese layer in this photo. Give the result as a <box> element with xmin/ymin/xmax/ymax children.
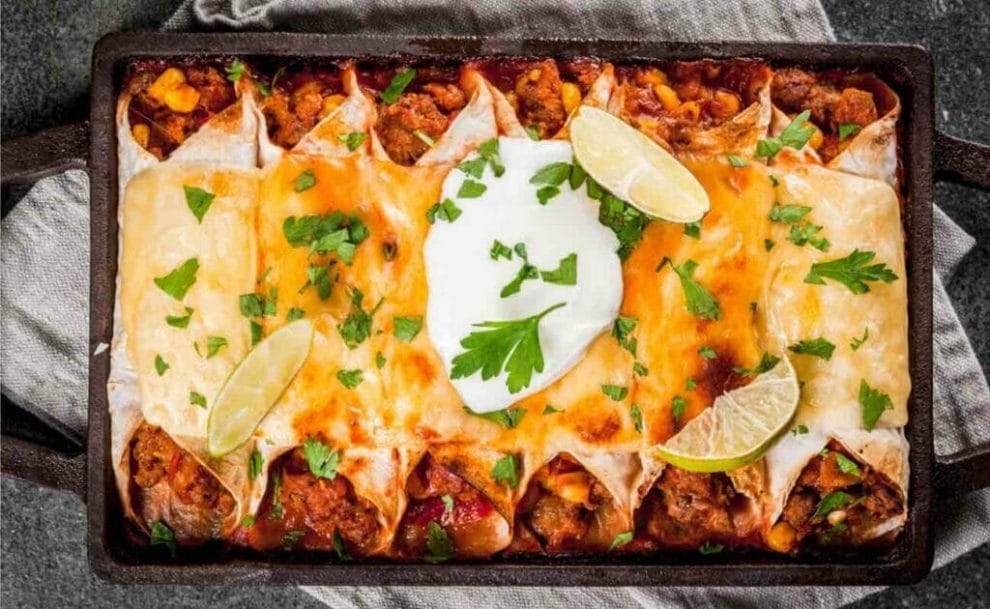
<box><xmin>425</xmin><ymin>137</ymin><xmax>622</xmax><ymax>413</ymax></box>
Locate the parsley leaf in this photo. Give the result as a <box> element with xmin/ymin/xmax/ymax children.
<box><xmin>457</xmin><ymin>180</ymin><xmax>486</xmax><ymax>199</ymax></box>
<box><xmin>788</xmin><ymin>222</ymin><xmax>830</xmax><ymax>251</ymax></box>
<box><xmin>834</xmin><ymin>452</ymin><xmax>862</xmax><ymax>477</ymax></box>
<box><xmin>332</xmin><ymin>529</ymin><xmax>352</xmax><ymax>562</ymax></box>
<box><xmin>727</xmin><ymin>154</ymin><xmax>748</xmax><ymax>167</ymax></box>
<box><xmin>190</xmin><ymin>391</ymin><xmax>207</xmax><ymax>409</ymax></box>
<box><xmin>150</xmin><ymin>521</ymin><xmax>176</xmax><ymax>555</ymax></box>
<box><xmin>375</xmin><ymin>352</ymin><xmax>386</xmax><ymax>369</ymax></box>
<box><xmin>336</xmin><ymin>368</ymin><xmax>363</xmax><ymax>389</ymax></box>
<box><xmin>282</xmin><ymin>530</ymin><xmax>305</xmax><ymax>548</ymax></box>
<box><xmin>441</xmin><ymin>494</ymin><xmax>455</xmax><ymax>516</ymax></box>
<box><xmin>225</xmin><ymin>59</ymin><xmax>245</xmax><ymax>83</ymax></box>
<box><xmin>764</xmin><ymin>238</ymin><xmax>776</xmax><ymax>251</ymax></box>
<box><xmin>543</xmin><ymin>404</ymin><xmax>562</xmax><ymax>415</ymax></box>
<box><xmin>850</xmin><ymin>328</ymin><xmax>870</xmax><ymax>351</ymax></box>
<box><xmin>166</xmin><ymin>306</ymin><xmax>194</xmax><ymax>329</ymax></box>
<box><xmin>672</xmin><ymin>396</ymin><xmax>687</xmax><ymax>420</ymax></box>
<box><xmin>859</xmin><ymin>380</ymin><xmax>893</xmax><ymax>430</ymax></box>
<box><xmin>248</xmin><ymin>450</ymin><xmax>263</xmax><ymax>480</ymax></box>
<box><xmin>490</xmin><ymin>454</ymin><xmax>520</xmax><ymax>489</ymax></box>
<box><xmin>338</xmin><ymin>131</ymin><xmax>367</xmax><ymax>151</ymax></box>
<box><xmin>568</xmin><ymin>162</ymin><xmax>587</xmax><ymax>190</ymax></box>
<box><xmin>788</xmin><ymin>337</ymin><xmax>836</xmax><ymax>361</ymax></box>
<box><xmin>540</xmin><ymin>253</ymin><xmax>577</xmax><ymax>285</ymax></box>
<box><xmin>241</xmin><ymin>515</ymin><xmax>256</xmax><ymax>528</ymax></box>
<box><xmin>426</xmin><ymin>198</ymin><xmax>462</xmax><ymax>224</ymax></box>
<box><xmin>294</xmin><ymin>169</ymin><xmax>317</xmax><ymax>192</ymax></box>
<box><xmin>699</xmin><ymin>542</ymin><xmax>724</xmax><ymax>555</ymax></box>
<box><xmin>659</xmin><ymin>258</ymin><xmax>722</xmax><ymax>321</ymax></box>
<box><xmin>598</xmin><ymin>193</ymin><xmax>648</xmax><ymax>260</ymax></box>
<box><xmin>154</xmin><ymin>354</ymin><xmax>169</xmax><ymax>376</ymax></box>
<box><xmin>612</xmin><ymin>316</ymin><xmax>638</xmax><ymax>356</ymax></box>
<box><xmin>756</xmin><ymin>110</ymin><xmax>814</xmax><ymax>158</ymax></box>
<box><xmin>302</xmin><ymin>437</ymin><xmax>340</xmax><ymax>479</ymax></box>
<box><xmin>804</xmin><ymin>249</ymin><xmax>898</xmax><ymax>294</ymax></box>
<box><xmin>609</xmin><ymin>531</ymin><xmax>633</xmax><ymax>551</ymax></box>
<box><xmin>769</xmin><ymin>204</ymin><xmax>812</xmax><ymax>224</ymax></box>
<box><xmin>458</xmin><ymin>157</ymin><xmax>486</xmax><ymax>179</ymax></box>
<box><xmin>393</xmin><ymin>315</ymin><xmax>423</xmax><ymax>342</ymax></box>
<box><xmin>536</xmin><ymin>185</ymin><xmax>560</xmax><ymax>205</ymax></box>
<box><xmin>450</xmin><ymin>302</ymin><xmax>566</xmax><ymax>394</ymax></box>
<box><xmin>634</xmin><ymin>361</ymin><xmax>648</xmax><ymax>377</ymax></box>
<box><xmin>601</xmin><ymin>384</ymin><xmax>628</xmax><ymax>401</ymax></box>
<box><xmin>268</xmin><ymin>470</ymin><xmax>284</xmax><ymax>519</ymax></box>
<box><xmin>698</xmin><ymin>346</ymin><xmax>717</xmax><ymax>360</ymax></box>
<box><xmin>525</xmin><ymin>126</ymin><xmax>541</xmax><ymax>141</ymax></box>
<box><xmin>499</xmin><ymin>244</ymin><xmax>539</xmax><ymax>298</ymax></box>
<box><xmin>478</xmin><ymin>138</ymin><xmax>505</xmax><ymax>177</ymax></box>
<box><xmin>154</xmin><ymin>258</ymin><xmax>199</xmax><ymax>300</ymax></box>
<box><xmin>630</xmin><ymin>404</ymin><xmax>643</xmax><ymax>432</ymax></box>
<box><xmin>792</xmin><ymin>424</ymin><xmax>809</xmax><ymax>435</ymax></box>
<box><xmin>206</xmin><ymin>336</ymin><xmax>227</xmax><ymax>358</ymax></box>
<box><xmin>463</xmin><ymin>406</ymin><xmax>526</xmax><ymax>429</ymax></box>
<box><xmin>733</xmin><ymin>352</ymin><xmax>781</xmax><ymax>377</ymax></box>
<box><xmin>813</xmin><ymin>490</ymin><xmax>854</xmax><ymax>519</ymax></box>
<box><xmin>530</xmin><ymin>162</ymin><xmax>571</xmax><ymax>186</ymax></box>
<box><xmin>287</xmin><ymin>307</ymin><xmax>305</xmax><ymax>321</ymax></box>
<box><xmin>184</xmin><ymin>185</ymin><xmax>216</xmax><ymax>223</ymax></box>
<box><xmin>425</xmin><ymin>521</ymin><xmax>455</xmax><ymax>563</ymax></box>
<box><xmin>685</xmin><ymin>377</ymin><xmax>697</xmax><ymax>391</ymax></box>
<box><xmin>684</xmin><ymin>221</ymin><xmax>701</xmax><ymax>239</ymax></box>
<box><xmin>338</xmin><ymin>288</ymin><xmax>381</xmax><ymax>349</ymax></box>
<box><xmin>239</xmin><ymin>292</ymin><xmax>276</xmax><ymax>318</ymax></box>
<box><xmin>490</xmin><ymin>240</ymin><xmax>513</xmax><ymax>261</ymax></box>
<box><xmin>380</xmin><ymin>69</ymin><xmax>416</xmax><ymax>104</ymax></box>
<box><xmin>838</xmin><ymin>123</ymin><xmax>861</xmax><ymax>141</ymax></box>
<box><xmin>303</xmin><ymin>264</ymin><xmax>333</xmax><ymax>300</ymax></box>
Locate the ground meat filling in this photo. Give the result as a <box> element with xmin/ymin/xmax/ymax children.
<box><xmin>771</xmin><ymin>67</ymin><xmax>880</xmax><ymax>162</ymax></box>
<box><xmin>514</xmin><ymin>454</ymin><xmax>615</xmax><ymax>553</ymax></box>
<box><xmin>768</xmin><ymin>441</ymin><xmax>904</xmax><ymax>554</ymax></box>
<box><xmin>245</xmin><ymin>447</ymin><xmax>382</xmax><ymax>555</ymax></box>
<box><xmin>394</xmin><ymin>453</ymin><xmax>503</xmax><ymax>559</ymax></box>
<box><xmin>640</xmin><ymin>466</ymin><xmax>750</xmax><ymax>549</ymax></box>
<box><xmin>260</xmin><ymin>67</ymin><xmax>346</xmax><ymax>149</ymax></box>
<box><xmin>376</xmin><ymin>87</ymin><xmax>465</xmax><ymax>165</ymax></box>
<box><xmin>126</xmin><ymin>64</ymin><xmax>236</xmax><ymax>159</ymax></box>
<box><xmin>129</xmin><ymin>425</ymin><xmax>235</xmax><ymax>541</ymax></box>
<box><xmin>618</xmin><ymin>60</ymin><xmax>766</xmax><ymax>148</ymax></box>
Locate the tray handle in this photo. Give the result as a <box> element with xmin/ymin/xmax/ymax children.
<box><xmin>932</xmin><ymin>129</ymin><xmax>990</xmax><ymax>498</ymax></box>
<box><xmin>1</xmin><ymin>122</ymin><xmax>89</xmax><ymax>498</ymax></box>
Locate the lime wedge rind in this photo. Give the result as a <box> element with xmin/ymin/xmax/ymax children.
<box><xmin>655</xmin><ymin>355</ymin><xmax>799</xmax><ymax>473</ymax></box>
<box><xmin>207</xmin><ymin>319</ymin><xmax>314</xmax><ymax>457</ymax></box>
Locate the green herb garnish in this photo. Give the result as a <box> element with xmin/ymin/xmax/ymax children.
<box><xmin>184</xmin><ymin>185</ymin><xmax>215</xmax><ymax>223</ymax></box>
<box><xmin>804</xmin><ymin>249</ymin><xmax>898</xmax><ymax>294</ymax></box>
<box><xmin>859</xmin><ymin>380</ymin><xmax>893</xmax><ymax>430</ymax></box>
<box><xmin>154</xmin><ymin>258</ymin><xmax>199</xmax><ymax>300</ymax></box>
<box><xmin>788</xmin><ymin>337</ymin><xmax>836</xmax><ymax>361</ymax></box>
<box><xmin>302</xmin><ymin>437</ymin><xmax>340</xmax><ymax>479</ymax></box>
<box><xmin>393</xmin><ymin>315</ymin><xmax>423</xmax><ymax>342</ymax></box>
<box><xmin>380</xmin><ymin>69</ymin><xmax>416</xmax><ymax>104</ymax></box>
<box><xmin>658</xmin><ymin>258</ymin><xmax>722</xmax><ymax>321</ymax></box>
<box><xmin>490</xmin><ymin>454</ymin><xmax>520</xmax><ymax>489</ymax></box>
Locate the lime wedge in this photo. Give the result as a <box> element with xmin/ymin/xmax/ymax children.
<box><xmin>207</xmin><ymin>320</ymin><xmax>314</xmax><ymax>456</ymax></box>
<box><xmin>569</xmin><ymin>105</ymin><xmax>710</xmax><ymax>223</ymax></box>
<box><xmin>655</xmin><ymin>355</ymin><xmax>799</xmax><ymax>472</ymax></box>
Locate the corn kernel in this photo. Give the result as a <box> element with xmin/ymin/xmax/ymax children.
<box><xmin>767</xmin><ymin>522</ymin><xmax>797</xmax><ymax>553</ymax></box>
<box><xmin>318</xmin><ymin>94</ymin><xmax>347</xmax><ymax>119</ymax></box>
<box><xmin>164</xmin><ymin>83</ymin><xmax>201</xmax><ymax>113</ymax></box>
<box><xmin>809</xmin><ymin>123</ymin><xmax>825</xmax><ymax>149</ymax></box>
<box><xmin>561</xmin><ymin>82</ymin><xmax>582</xmax><ymax>114</ymax></box>
<box><xmin>131</xmin><ymin>123</ymin><xmax>150</xmax><ymax>148</ymax></box>
<box><xmin>147</xmin><ymin>67</ymin><xmax>186</xmax><ymax>104</ymax></box>
<box><xmin>713</xmin><ymin>89</ymin><xmax>741</xmax><ymax>116</ymax></box>
<box><xmin>527</xmin><ymin>68</ymin><xmax>542</xmax><ymax>82</ymax></box>
<box><xmin>641</xmin><ymin>67</ymin><xmax>668</xmax><ymax>86</ymax></box>
<box><xmin>653</xmin><ymin>83</ymin><xmax>680</xmax><ymax>113</ymax></box>
<box><xmin>679</xmin><ymin>100</ymin><xmax>701</xmax><ymax>122</ymax></box>
<box><xmin>826</xmin><ymin>509</ymin><xmax>847</xmax><ymax>527</ymax></box>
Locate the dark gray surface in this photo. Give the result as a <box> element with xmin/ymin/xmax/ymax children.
<box><xmin>1</xmin><ymin>0</ymin><xmax>988</xmax><ymax>607</ymax></box>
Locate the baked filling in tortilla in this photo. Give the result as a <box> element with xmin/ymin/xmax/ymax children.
<box><xmin>112</xmin><ymin>56</ymin><xmax>909</xmax><ymax>560</ymax></box>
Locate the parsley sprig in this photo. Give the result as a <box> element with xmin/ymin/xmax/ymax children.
<box><xmin>804</xmin><ymin>249</ymin><xmax>898</xmax><ymax>294</ymax></box>
<box><xmin>302</xmin><ymin>437</ymin><xmax>340</xmax><ymax>480</ymax></box>
<box><xmin>658</xmin><ymin>258</ymin><xmax>722</xmax><ymax>321</ymax></box>
<box><xmin>756</xmin><ymin>110</ymin><xmax>815</xmax><ymax>158</ymax></box>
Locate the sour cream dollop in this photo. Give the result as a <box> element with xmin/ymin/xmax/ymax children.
<box><xmin>424</xmin><ymin>137</ymin><xmax>622</xmax><ymax>413</ymax></box>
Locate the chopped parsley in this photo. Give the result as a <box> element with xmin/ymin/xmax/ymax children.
<box><xmin>478</xmin><ymin>138</ymin><xmax>505</xmax><ymax>177</ymax></box>
<box><xmin>190</xmin><ymin>391</ymin><xmax>207</xmax><ymax>409</ymax></box>
<box><xmin>630</xmin><ymin>404</ymin><xmax>643</xmax><ymax>432</ymax></box>
<box><xmin>283</xmin><ymin>212</ymin><xmax>368</xmax><ymax>266</ymax></box>
<box><xmin>293</xmin><ymin>169</ymin><xmax>317</xmax><ymax>193</ymax></box>
<box><xmin>633</xmin><ymin>361</ymin><xmax>648</xmax><ymax>377</ymax></box>
<box><xmin>333</xmin><ymin>530</ymin><xmax>352</xmax><ymax>562</ymax></box>
<box><xmin>540</xmin><ymin>253</ymin><xmax>578</xmax><ymax>285</ymax></box>
<box><xmin>450</xmin><ymin>302</ymin><xmax>566</xmax><ymax>394</ymax></box>
<box><xmin>425</xmin><ymin>521</ymin><xmax>455</xmax><ymax>563</ymax></box>
<box><xmin>685</xmin><ymin>377</ymin><xmax>697</xmax><ymax>391</ymax></box>
<box><xmin>464</xmin><ymin>406</ymin><xmax>526</xmax><ymax>429</ymax></box>
<box><xmin>426</xmin><ymin>198</ymin><xmax>462</xmax><ymax>224</ymax></box>
<box><xmin>287</xmin><ymin>307</ymin><xmax>305</xmax><ymax>321</ymax></box>
<box><xmin>671</xmin><ymin>396</ymin><xmax>687</xmax><ymax>420</ymax></box>
<box><xmin>812</xmin><ymin>490</ymin><xmax>854</xmax><ymax>520</ymax></box>
<box><xmin>248</xmin><ymin>450</ymin><xmax>263</xmax><ymax>480</ymax></box>
<box><xmin>499</xmin><ymin>243</ymin><xmax>539</xmax><ymax>298</ymax></box>
<box><xmin>788</xmin><ymin>337</ymin><xmax>836</xmax><ymax>361</ymax></box>
<box><xmin>598</xmin><ymin>192</ymin><xmax>649</xmax><ymax>260</ymax></box>
<box><xmin>338</xmin><ymin>132</ymin><xmax>367</xmax><ymax>151</ymax></box>
<box><xmin>698</xmin><ymin>346</ymin><xmax>717</xmax><ymax>360</ymax></box>
<box><xmin>543</xmin><ymin>404</ymin><xmax>563</xmax><ymax>415</ymax></box>
<box><xmin>154</xmin><ymin>258</ymin><xmax>199</xmax><ymax>301</ymax></box>
<box><xmin>859</xmin><ymin>380</ymin><xmax>893</xmax><ymax>430</ymax></box>
<box><xmin>375</xmin><ymin>352</ymin><xmax>386</xmax><ymax>369</ymax></box>
<box><xmin>699</xmin><ymin>542</ymin><xmax>724</xmax><ymax>555</ymax></box>
<box><xmin>764</xmin><ymin>238</ymin><xmax>776</xmax><ymax>251</ymax></box>
<box><xmin>601</xmin><ymin>384</ymin><xmax>629</xmax><ymax>401</ymax></box>
<box><xmin>302</xmin><ymin>437</ymin><xmax>340</xmax><ymax>479</ymax></box>
<box><xmin>241</xmin><ymin>515</ymin><xmax>256</xmax><ymax>528</ymax></box>
<box><xmin>490</xmin><ymin>454</ymin><xmax>520</xmax><ymax>489</ymax></box>
<box><xmin>303</xmin><ymin>264</ymin><xmax>333</xmax><ymax>300</ymax></box>
<box><xmin>184</xmin><ymin>185</ymin><xmax>215</xmax><ymax>223</ymax></box>
<box><xmin>612</xmin><ymin>316</ymin><xmax>638</xmax><ymax>356</ymax></box>
<box><xmin>788</xmin><ymin>222</ymin><xmax>830</xmax><ymax>251</ymax></box>
<box><xmin>379</xmin><ymin>69</ymin><xmax>416</xmax><ymax>104</ymax></box>
<box><xmin>525</xmin><ymin>126</ymin><xmax>541</xmax><ymax>141</ymax></box>
<box><xmin>268</xmin><ymin>470</ymin><xmax>284</xmax><ymax>519</ymax></box>
<box><xmin>804</xmin><ymin>249</ymin><xmax>898</xmax><ymax>294</ymax></box>
<box><xmin>769</xmin><ymin>204</ymin><xmax>812</xmax><ymax>224</ymax></box>
<box><xmin>792</xmin><ymin>424</ymin><xmax>809</xmax><ymax>435</ymax></box>
<box><xmin>684</xmin><ymin>220</ymin><xmax>701</xmax><ymax>239</ymax></box>
<box><xmin>850</xmin><ymin>328</ymin><xmax>870</xmax><ymax>351</ymax></box>
<box><xmin>568</xmin><ymin>161</ymin><xmax>587</xmax><ymax>190</ymax></box>
<box><xmin>609</xmin><ymin>531</ymin><xmax>633</xmax><ymax>551</ymax></box>
<box><xmin>154</xmin><ymin>354</ymin><xmax>169</xmax><ymax>376</ymax></box>
<box><xmin>206</xmin><ymin>336</ymin><xmax>227</xmax><ymax>359</ymax></box>
<box><xmin>392</xmin><ymin>315</ymin><xmax>423</xmax><ymax>342</ymax></box>
<box><xmin>150</xmin><ymin>521</ymin><xmax>176</xmax><ymax>554</ymax></box>
<box><xmin>166</xmin><ymin>306</ymin><xmax>194</xmax><ymax>329</ymax></box>
<box><xmin>282</xmin><ymin>530</ymin><xmax>305</xmax><ymax>548</ymax></box>
<box><xmin>834</xmin><ymin>452</ymin><xmax>862</xmax><ymax>477</ymax></box>
<box><xmin>727</xmin><ymin>154</ymin><xmax>748</xmax><ymax>167</ymax></box>
<box><xmin>458</xmin><ymin>157</ymin><xmax>487</xmax><ymax>179</ymax></box>
<box><xmin>536</xmin><ymin>185</ymin><xmax>560</xmax><ymax>205</ymax></box>
<box><xmin>838</xmin><ymin>123</ymin><xmax>861</xmax><ymax>141</ymax></box>
<box><xmin>733</xmin><ymin>352</ymin><xmax>781</xmax><ymax>377</ymax></box>
<box><xmin>457</xmin><ymin>179</ymin><xmax>487</xmax><ymax>198</ymax></box>
<box><xmin>441</xmin><ymin>494</ymin><xmax>455</xmax><ymax>516</ymax></box>
<box><xmin>225</xmin><ymin>59</ymin><xmax>245</xmax><ymax>82</ymax></box>
<box><xmin>756</xmin><ymin>110</ymin><xmax>815</xmax><ymax>158</ymax></box>
<box><xmin>658</xmin><ymin>258</ymin><xmax>722</xmax><ymax>321</ymax></box>
<box><xmin>336</xmin><ymin>368</ymin><xmax>363</xmax><ymax>389</ymax></box>
<box><xmin>490</xmin><ymin>240</ymin><xmax>513</xmax><ymax>261</ymax></box>
<box><xmin>530</xmin><ymin>162</ymin><xmax>572</xmax><ymax>187</ymax></box>
<box><xmin>337</xmin><ymin>288</ymin><xmax>382</xmax><ymax>349</ymax></box>
<box><xmin>239</xmin><ymin>291</ymin><xmax>277</xmax><ymax>318</ymax></box>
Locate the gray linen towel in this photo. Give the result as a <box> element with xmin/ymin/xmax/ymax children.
<box><xmin>1</xmin><ymin>1</ymin><xmax>987</xmax><ymax>607</ymax></box>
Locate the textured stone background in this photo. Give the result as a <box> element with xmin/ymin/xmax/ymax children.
<box><xmin>2</xmin><ymin>0</ymin><xmax>988</xmax><ymax>607</ymax></box>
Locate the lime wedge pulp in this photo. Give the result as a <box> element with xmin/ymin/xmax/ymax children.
<box><xmin>207</xmin><ymin>319</ymin><xmax>314</xmax><ymax>456</ymax></box>
<box><xmin>569</xmin><ymin>105</ymin><xmax>710</xmax><ymax>223</ymax></box>
<box><xmin>655</xmin><ymin>355</ymin><xmax>799</xmax><ymax>472</ymax></box>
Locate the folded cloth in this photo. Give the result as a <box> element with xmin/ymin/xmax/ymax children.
<box><xmin>1</xmin><ymin>1</ymin><xmax>986</xmax><ymax>607</ymax></box>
